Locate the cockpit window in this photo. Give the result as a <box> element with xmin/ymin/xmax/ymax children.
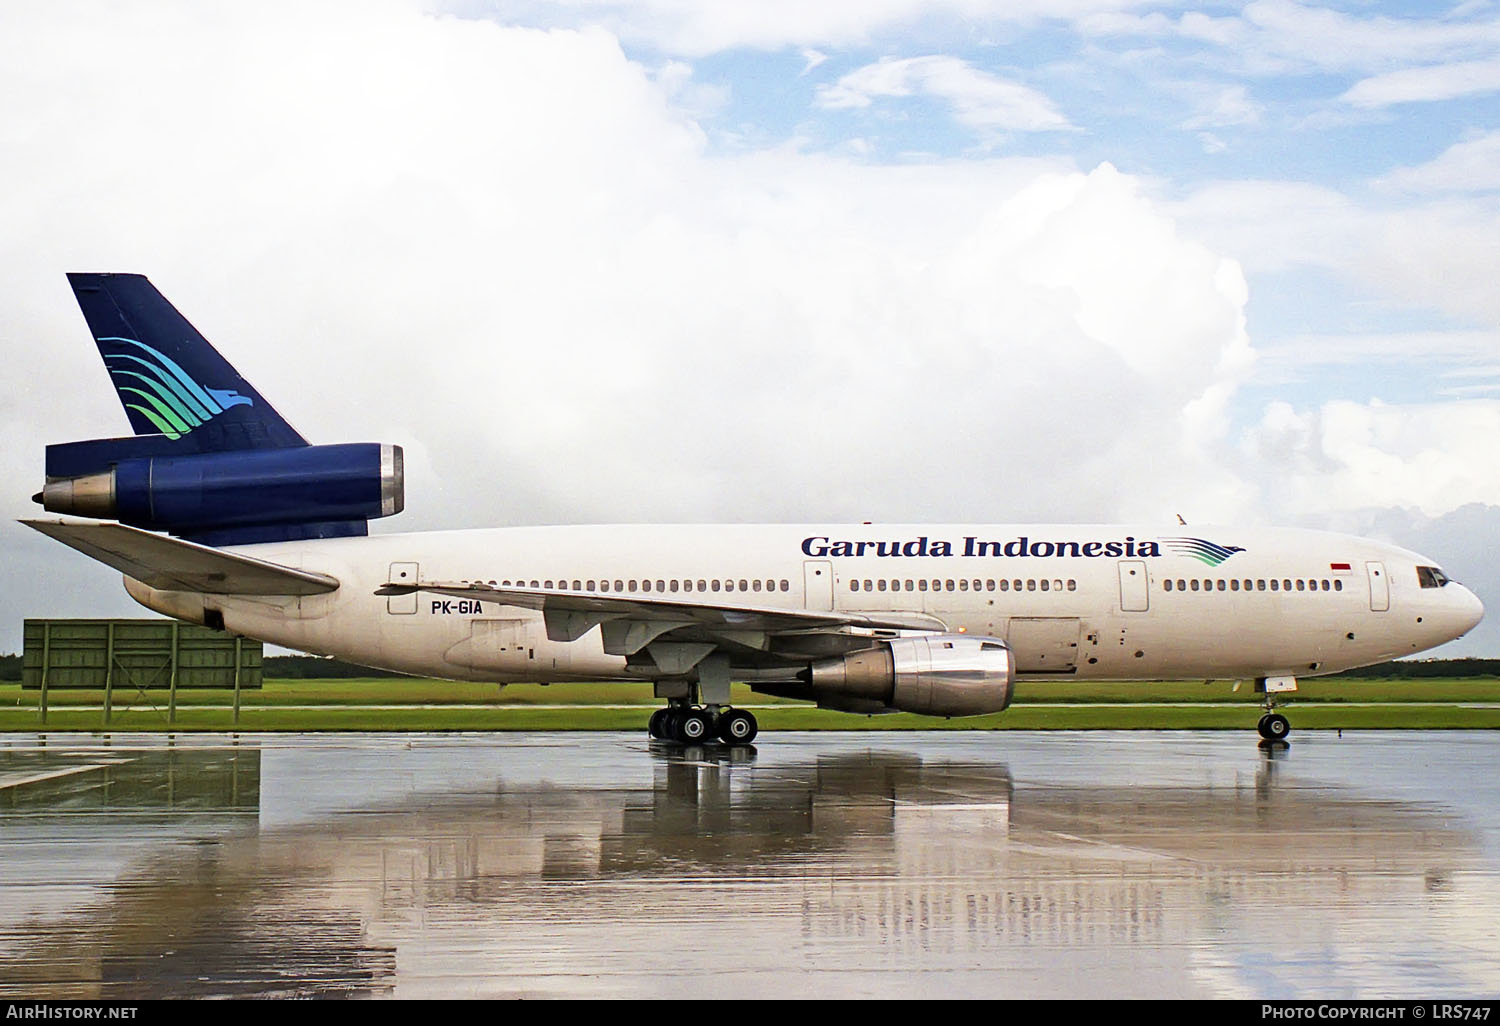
<box><xmin>1416</xmin><ymin>566</ymin><xmax>1450</xmax><ymax>589</ymax></box>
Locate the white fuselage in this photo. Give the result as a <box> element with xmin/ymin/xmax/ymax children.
<box><xmin>125</xmin><ymin>523</ymin><xmax>1484</xmax><ymax>686</ymax></box>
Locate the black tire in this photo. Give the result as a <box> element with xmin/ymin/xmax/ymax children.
<box><xmin>1264</xmin><ymin>713</ymin><xmax>1290</xmax><ymax>741</ymax></box>
<box><xmin>678</xmin><ymin>710</ymin><xmax>711</xmax><ymax>743</ymax></box>
<box><xmin>718</xmin><ymin>709</ymin><xmax>758</xmax><ymax>745</ymax></box>
<box><xmin>648</xmin><ymin>708</ymin><xmax>670</xmax><ymax>739</ymax></box>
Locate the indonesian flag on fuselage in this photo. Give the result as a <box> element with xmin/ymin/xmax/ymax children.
<box><xmin>1330</xmin><ymin>562</ymin><xmax>1353</xmax><ymax>575</ymax></box>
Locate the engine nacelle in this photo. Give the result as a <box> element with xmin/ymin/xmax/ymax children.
<box><xmin>41</xmin><ymin>442</ymin><xmax>403</xmax><ymax>536</ymax></box>
<box><xmin>793</xmin><ymin>634</ymin><xmax>1014</xmax><ymax>717</ymax></box>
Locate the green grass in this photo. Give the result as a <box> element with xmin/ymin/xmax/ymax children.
<box><xmin>1</xmin><ymin>676</ymin><xmax>1497</xmax><ymax>732</ymax></box>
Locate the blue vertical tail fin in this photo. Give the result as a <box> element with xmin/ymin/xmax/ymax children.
<box><xmin>67</xmin><ymin>273</ymin><xmax>306</xmax><ymax>451</ymax></box>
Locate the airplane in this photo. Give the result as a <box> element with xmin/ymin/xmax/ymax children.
<box><xmin>24</xmin><ymin>274</ymin><xmax>1486</xmax><ymax>744</ymax></box>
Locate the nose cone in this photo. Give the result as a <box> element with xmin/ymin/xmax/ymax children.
<box><xmin>1455</xmin><ymin>584</ymin><xmax>1485</xmax><ymax>637</ymax></box>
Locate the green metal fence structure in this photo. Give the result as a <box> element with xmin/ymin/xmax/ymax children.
<box><xmin>22</xmin><ymin>619</ymin><xmax>262</xmax><ymax>726</ymax></box>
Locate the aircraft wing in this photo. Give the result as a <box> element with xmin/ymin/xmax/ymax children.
<box><xmin>377</xmin><ymin>579</ymin><xmax>947</xmax><ymax>658</ymax></box>
<box><xmin>22</xmin><ymin>519</ymin><xmax>341</xmax><ymax>596</ymax></box>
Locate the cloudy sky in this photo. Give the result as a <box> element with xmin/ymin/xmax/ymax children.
<box><xmin>2</xmin><ymin>0</ymin><xmax>1497</xmax><ymax>657</ymax></box>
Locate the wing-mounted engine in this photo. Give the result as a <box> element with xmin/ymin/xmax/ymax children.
<box><xmin>38</xmin><ymin>439</ymin><xmax>403</xmax><ymax>545</ymax></box>
<box><xmin>754</xmin><ymin>634</ymin><xmax>1014</xmax><ymax>717</ymax></box>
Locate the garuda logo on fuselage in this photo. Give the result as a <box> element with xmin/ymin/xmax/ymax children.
<box><xmin>1160</xmin><ymin>537</ymin><xmax>1246</xmax><ymax>567</ymax></box>
<box><xmin>100</xmin><ymin>336</ymin><xmax>253</xmax><ymax>440</ymax></box>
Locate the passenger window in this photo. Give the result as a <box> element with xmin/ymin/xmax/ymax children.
<box><xmin>877</xmin><ymin>579</ymin><xmax>887</xmax><ymax>592</ymax></box>
<box><xmin>711</xmin><ymin>580</ymin><xmax>721</xmax><ymax>592</ymax></box>
<box><xmin>986</xmin><ymin>580</ymin><xmax>996</xmax><ymax>592</ymax></box>
<box><xmin>1216</xmin><ymin>580</ymin><xmax>1225</xmax><ymax>591</ymax></box>
<box><xmin>530</xmin><ymin>580</ymin><xmax>539</xmax><ymax>589</ymax></box>
<box><xmin>1054</xmin><ymin>579</ymin><xmax>1063</xmax><ymax>591</ymax></box>
<box><xmin>1000</xmin><ymin>580</ymin><xmax>1009</xmax><ymax>592</ymax></box>
<box><xmin>1230</xmin><ymin>579</ymin><xmax>1239</xmax><ymax>591</ymax></box>
<box><xmin>1040</xmin><ymin>579</ymin><xmax>1050</xmax><ymax>592</ymax></box>
<box><xmin>656</xmin><ymin>580</ymin><xmax>666</xmax><ymax>592</ymax></box>
<box><xmin>918</xmin><ymin>580</ymin><xmax>928</xmax><ymax>592</ymax></box>
<box><xmin>946</xmin><ymin>580</ymin><xmax>955</xmax><ymax>592</ymax></box>
<box><xmin>752</xmin><ymin>580</ymin><xmax>761</xmax><ymax>592</ymax></box>
<box><xmin>1257</xmin><ymin>580</ymin><xmax>1266</xmax><ymax>591</ymax></box>
<box><xmin>959</xmin><ymin>579</ymin><xmax>969</xmax><ymax>591</ymax></box>
<box><xmin>739</xmin><ymin>580</ymin><xmax>748</xmax><ymax>591</ymax></box>
<box><xmin>851</xmin><ymin>580</ymin><xmax>860</xmax><ymax>592</ymax></box>
<box><xmin>1296</xmin><ymin>579</ymin><xmax>1305</xmax><ymax>592</ymax></box>
<box><xmin>1027</xmin><ymin>579</ymin><xmax>1036</xmax><ymax>592</ymax></box>
<box><xmin>643</xmin><ymin>580</ymin><xmax>652</xmax><ymax>592</ymax></box>
<box><xmin>1334</xmin><ymin>580</ymin><xmax>1343</xmax><ymax>591</ymax></box>
<box><xmin>697</xmin><ymin>580</ymin><xmax>707</xmax><ymax>591</ymax></box>
<box><xmin>780</xmin><ymin>580</ymin><xmax>789</xmax><ymax>592</ymax></box>
<box><xmin>931</xmin><ymin>580</ymin><xmax>941</xmax><ymax>591</ymax></box>
<box><xmin>1283</xmin><ymin>580</ymin><xmax>1292</xmax><ymax>591</ymax></box>
<box><xmin>670</xmin><ymin>580</ymin><xmax>679</xmax><ymax>593</ymax></box>
<box><xmin>1067</xmin><ymin>580</ymin><xmax>1076</xmax><ymax>591</ymax></box>
<box><xmin>1191</xmin><ymin>580</ymin><xmax>1200</xmax><ymax>591</ymax></box>
<box><xmin>1270</xmin><ymin>580</ymin><xmax>1278</xmax><ymax>591</ymax></box>
<box><xmin>545</xmin><ymin>580</ymin><xmax>554</xmax><ymax>589</ymax></box>
<box><xmin>865</xmin><ymin>579</ymin><xmax>873</xmax><ymax>591</ymax></box>
<box><xmin>1322</xmin><ymin>580</ymin><xmax>1330</xmax><ymax>591</ymax></box>
<box><xmin>1013</xmin><ymin>580</ymin><xmax>1023</xmax><ymax>592</ymax></box>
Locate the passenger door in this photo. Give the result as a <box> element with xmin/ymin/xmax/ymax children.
<box><xmin>1118</xmin><ymin>560</ymin><xmax>1149</xmax><ymax>612</ymax></box>
<box><xmin>804</xmin><ymin>560</ymin><xmax>834</xmax><ymax>611</ymax></box>
<box><xmin>387</xmin><ymin>562</ymin><xmax>419</xmax><ymax>614</ymax></box>
<box><xmin>1367</xmin><ymin>561</ymin><xmax>1389</xmax><ymax>612</ymax></box>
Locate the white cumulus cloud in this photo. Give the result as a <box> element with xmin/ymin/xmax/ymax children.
<box><xmin>815</xmin><ymin>55</ymin><xmax>1072</xmax><ymax>133</ymax></box>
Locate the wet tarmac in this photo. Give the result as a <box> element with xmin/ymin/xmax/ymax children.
<box><xmin>0</xmin><ymin>730</ymin><xmax>1497</xmax><ymax>999</ymax></box>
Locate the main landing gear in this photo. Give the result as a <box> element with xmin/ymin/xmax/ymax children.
<box><xmin>648</xmin><ymin>702</ymin><xmax>758</xmax><ymax>745</ymax></box>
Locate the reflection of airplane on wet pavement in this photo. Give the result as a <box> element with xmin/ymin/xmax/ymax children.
<box><xmin>0</xmin><ymin>737</ymin><xmax>1490</xmax><ymax>999</ymax></box>
<box><xmin>28</xmin><ymin>275</ymin><xmax>1484</xmax><ymax>743</ymax></box>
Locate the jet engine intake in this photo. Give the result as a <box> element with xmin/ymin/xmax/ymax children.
<box><xmin>788</xmin><ymin>634</ymin><xmax>1014</xmax><ymax>717</ymax></box>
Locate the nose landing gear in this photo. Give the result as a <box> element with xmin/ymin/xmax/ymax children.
<box><xmin>1254</xmin><ymin>675</ymin><xmax>1297</xmax><ymax>744</ymax></box>
<box><xmin>1257</xmin><ymin>711</ymin><xmax>1290</xmax><ymax>741</ymax></box>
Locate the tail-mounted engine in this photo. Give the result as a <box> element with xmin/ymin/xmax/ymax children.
<box><xmin>755</xmin><ymin>634</ymin><xmax>1014</xmax><ymax>717</ymax></box>
<box><xmin>38</xmin><ymin>440</ymin><xmax>403</xmax><ymax>544</ymax></box>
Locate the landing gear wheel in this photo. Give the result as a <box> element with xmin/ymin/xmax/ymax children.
<box><xmin>676</xmin><ymin>710</ymin><xmax>712</xmax><ymax>743</ymax></box>
<box><xmin>648</xmin><ymin>708</ymin><xmax>670</xmax><ymax>739</ymax></box>
<box><xmin>718</xmin><ymin>709</ymin><xmax>758</xmax><ymax>745</ymax></box>
<box><xmin>1258</xmin><ymin>713</ymin><xmax>1290</xmax><ymax>741</ymax></box>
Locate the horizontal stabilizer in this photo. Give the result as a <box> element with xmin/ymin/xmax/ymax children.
<box><xmin>22</xmin><ymin>519</ymin><xmax>340</xmax><ymax>596</ymax></box>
